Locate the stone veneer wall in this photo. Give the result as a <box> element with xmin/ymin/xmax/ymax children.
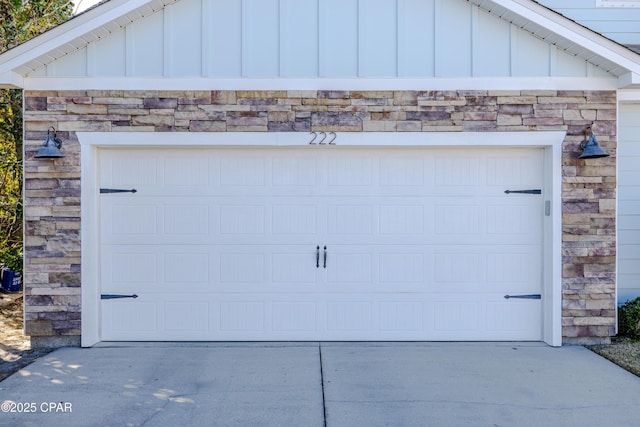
<box><xmin>22</xmin><ymin>90</ymin><xmax>616</xmax><ymax>346</ymax></box>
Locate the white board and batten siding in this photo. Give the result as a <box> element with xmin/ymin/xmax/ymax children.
<box><xmin>618</xmin><ymin>103</ymin><xmax>640</xmax><ymax>305</ymax></box>
<box><xmin>99</xmin><ymin>146</ymin><xmax>545</xmax><ymax>341</ymax></box>
<box><xmin>34</xmin><ymin>0</ymin><xmax>612</xmax><ymax>79</ymax></box>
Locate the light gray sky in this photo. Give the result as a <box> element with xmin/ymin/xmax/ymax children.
<box><xmin>74</xmin><ymin>0</ymin><xmax>104</xmax><ymax>14</ymax></box>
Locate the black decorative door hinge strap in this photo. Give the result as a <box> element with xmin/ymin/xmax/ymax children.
<box><xmin>100</xmin><ymin>188</ymin><xmax>137</xmax><ymax>194</ymax></box>
<box><xmin>504</xmin><ymin>189</ymin><xmax>541</xmax><ymax>195</ymax></box>
<box><xmin>101</xmin><ymin>294</ymin><xmax>138</xmax><ymax>300</ymax></box>
<box><xmin>504</xmin><ymin>294</ymin><xmax>541</xmax><ymax>300</ymax></box>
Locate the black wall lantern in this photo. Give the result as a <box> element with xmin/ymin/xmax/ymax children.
<box><xmin>35</xmin><ymin>126</ymin><xmax>64</xmax><ymax>158</ymax></box>
<box><xmin>579</xmin><ymin>126</ymin><xmax>609</xmax><ymax>159</ymax></box>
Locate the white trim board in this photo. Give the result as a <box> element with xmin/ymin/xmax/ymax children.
<box><xmin>79</xmin><ymin>131</ymin><xmax>565</xmax><ymax>347</ymax></box>
<box><xmin>23</xmin><ymin>77</ymin><xmax>619</xmax><ymax>91</ymax></box>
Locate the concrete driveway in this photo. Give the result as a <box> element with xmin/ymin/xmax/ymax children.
<box><xmin>0</xmin><ymin>342</ymin><xmax>638</xmax><ymax>427</ymax></box>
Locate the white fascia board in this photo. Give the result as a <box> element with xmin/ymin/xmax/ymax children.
<box><xmin>484</xmin><ymin>0</ymin><xmax>640</xmax><ymax>75</ymax></box>
<box><xmin>0</xmin><ymin>0</ymin><xmax>157</xmax><ymax>75</ymax></box>
<box><xmin>618</xmin><ymin>72</ymin><xmax>640</xmax><ymax>88</ymax></box>
<box><xmin>0</xmin><ymin>71</ymin><xmax>24</xmax><ymax>88</ymax></box>
<box><xmin>22</xmin><ymin>77</ymin><xmax>619</xmax><ymax>92</ymax></box>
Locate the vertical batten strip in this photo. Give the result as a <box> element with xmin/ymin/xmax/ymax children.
<box><xmin>125</xmin><ymin>25</ymin><xmax>134</xmax><ymax>76</ymax></box>
<box><xmin>202</xmin><ymin>0</ymin><xmax>211</xmax><ymax>77</ymax></box>
<box><xmin>394</xmin><ymin>0</ymin><xmax>400</xmax><ymax>77</ymax></box>
<box><xmin>277</xmin><ymin>0</ymin><xmax>281</xmax><ymax>77</ymax></box>
<box><xmin>163</xmin><ymin>5</ymin><xmax>172</xmax><ymax>77</ymax></box>
<box><xmin>434</xmin><ymin>0</ymin><xmax>441</xmax><ymax>77</ymax></box>
<box><xmin>86</xmin><ymin>43</ymin><xmax>95</xmax><ymax>77</ymax></box>
<box><xmin>471</xmin><ymin>4</ymin><xmax>478</xmax><ymax>77</ymax></box>
<box><xmin>356</xmin><ymin>0</ymin><xmax>360</xmax><ymax>77</ymax></box>
<box><xmin>240</xmin><ymin>0</ymin><xmax>244</xmax><ymax>77</ymax></box>
<box><xmin>549</xmin><ymin>44</ymin><xmax>557</xmax><ymax>77</ymax></box>
<box><xmin>510</xmin><ymin>24</ymin><xmax>518</xmax><ymax>77</ymax></box>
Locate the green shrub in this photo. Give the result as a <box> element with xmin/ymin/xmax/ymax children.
<box><xmin>618</xmin><ymin>297</ymin><xmax>640</xmax><ymax>339</ymax></box>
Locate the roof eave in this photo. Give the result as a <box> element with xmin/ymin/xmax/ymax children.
<box><xmin>619</xmin><ymin>72</ymin><xmax>640</xmax><ymax>89</ymax></box>
<box><xmin>0</xmin><ymin>0</ymin><xmax>156</xmax><ymax>81</ymax></box>
<box><xmin>0</xmin><ymin>71</ymin><xmax>23</xmax><ymax>89</ymax></box>
<box><xmin>472</xmin><ymin>0</ymin><xmax>640</xmax><ymax>76</ymax></box>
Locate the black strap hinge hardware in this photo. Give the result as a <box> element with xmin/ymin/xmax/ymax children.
<box><xmin>101</xmin><ymin>294</ymin><xmax>139</xmax><ymax>300</ymax></box>
<box><xmin>504</xmin><ymin>189</ymin><xmax>541</xmax><ymax>195</ymax></box>
<box><xmin>100</xmin><ymin>188</ymin><xmax>137</xmax><ymax>194</ymax></box>
<box><xmin>504</xmin><ymin>294</ymin><xmax>541</xmax><ymax>300</ymax></box>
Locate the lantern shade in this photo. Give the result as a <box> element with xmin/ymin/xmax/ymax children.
<box><xmin>35</xmin><ymin>128</ymin><xmax>64</xmax><ymax>158</ymax></box>
<box><xmin>579</xmin><ymin>133</ymin><xmax>609</xmax><ymax>159</ymax></box>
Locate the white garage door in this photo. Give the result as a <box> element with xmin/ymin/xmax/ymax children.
<box><xmin>99</xmin><ymin>146</ymin><xmax>543</xmax><ymax>341</ymax></box>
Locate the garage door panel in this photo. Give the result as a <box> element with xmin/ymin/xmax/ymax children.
<box><xmin>433</xmin><ymin>302</ymin><xmax>480</xmax><ymax>331</ymax></box>
<box><xmin>164</xmin><ymin>204</ymin><xmax>210</xmax><ymax>235</ymax></box>
<box><xmin>486</xmin><ymin>154</ymin><xmax>542</xmax><ymax>187</ymax></box>
<box><xmin>434</xmin><ymin>156</ymin><xmax>481</xmax><ymax>186</ymax></box>
<box><xmin>220</xmin><ymin>302</ymin><xmax>265</xmax><ymax>332</ymax></box>
<box><xmin>102</xmin><ymin>244</ymin><xmax>215</xmax><ymax>291</ymax></box>
<box><xmin>272</xmin><ymin>205</ymin><xmax>318</xmax><ymax>234</ymax></box>
<box><xmin>100</xmin><ymin>151</ymin><xmax>160</xmax><ymax>188</ymax></box>
<box><xmin>380</xmin><ymin>205</ymin><xmax>425</xmax><ymax>234</ymax></box>
<box><xmin>379</xmin><ymin>302</ymin><xmax>424</xmax><ymax>331</ymax></box>
<box><xmin>219</xmin><ymin>253</ymin><xmax>266</xmax><ymax>283</ymax></box>
<box><xmin>165</xmin><ymin>253</ymin><xmax>211</xmax><ymax>284</ymax></box>
<box><xmin>102</xmin><ymin>300</ymin><xmax>158</xmax><ymax>340</ymax></box>
<box><xmin>485</xmin><ymin>301</ymin><xmax>541</xmax><ymax>333</ymax></box>
<box><xmin>100</xmin><ymin>146</ymin><xmax>544</xmax><ymax>341</ymax></box>
<box><xmin>220</xmin><ymin>156</ymin><xmax>267</xmax><ymax>186</ymax></box>
<box><xmin>487</xmin><ymin>251</ymin><xmax>541</xmax><ymax>285</ymax></box>
<box><xmin>326</xmin><ymin>252</ymin><xmax>373</xmax><ymax>284</ymax></box>
<box><xmin>430</xmin><ymin>296</ymin><xmax>541</xmax><ymax>339</ymax></box>
<box><xmin>328</xmin><ymin>205</ymin><xmax>375</xmax><ymax>235</ymax></box>
<box><xmin>162</xmin><ymin>156</ymin><xmax>210</xmax><ymax>187</ymax></box>
<box><xmin>379</xmin><ymin>156</ymin><xmax>426</xmax><ymax>186</ymax></box>
<box><xmin>219</xmin><ymin>205</ymin><xmax>266</xmax><ymax>235</ymax></box>
<box><xmin>327</xmin><ymin>302</ymin><xmax>373</xmax><ymax>332</ymax></box>
<box><xmin>164</xmin><ymin>302</ymin><xmax>210</xmax><ymax>332</ymax></box>
<box><xmin>102</xmin><ymin>203</ymin><xmax>158</xmax><ymax>240</ymax></box>
<box><xmin>327</xmin><ymin>156</ymin><xmax>374</xmax><ymax>186</ymax></box>
<box><xmin>486</xmin><ymin>203</ymin><xmax>541</xmax><ymax>235</ymax></box>
<box><xmin>272</xmin><ymin>302</ymin><xmax>318</xmax><ymax>332</ymax></box>
<box><xmin>108</xmin><ymin>252</ymin><xmax>158</xmax><ymax>285</ymax></box>
<box><xmin>433</xmin><ymin>251</ymin><xmax>485</xmax><ymax>291</ymax></box>
<box><xmin>378</xmin><ymin>253</ymin><xmax>425</xmax><ymax>284</ymax></box>
<box><xmin>215</xmin><ymin>245</ymin><xmax>320</xmax><ymax>291</ymax></box>
<box><xmin>431</xmin><ymin>247</ymin><xmax>540</xmax><ymax>293</ymax></box>
<box><xmin>435</xmin><ymin>204</ymin><xmax>483</xmax><ymax>235</ymax></box>
<box><xmin>272</xmin><ymin>253</ymin><xmax>318</xmax><ymax>283</ymax></box>
<box><xmin>272</xmin><ymin>156</ymin><xmax>318</xmax><ymax>186</ymax></box>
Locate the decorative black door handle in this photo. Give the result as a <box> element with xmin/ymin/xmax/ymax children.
<box><xmin>316</xmin><ymin>246</ymin><xmax>320</xmax><ymax>268</ymax></box>
<box><xmin>323</xmin><ymin>246</ymin><xmax>327</xmax><ymax>268</ymax></box>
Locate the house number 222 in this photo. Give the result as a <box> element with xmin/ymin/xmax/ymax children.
<box><xmin>308</xmin><ymin>132</ymin><xmax>337</xmax><ymax>145</ymax></box>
